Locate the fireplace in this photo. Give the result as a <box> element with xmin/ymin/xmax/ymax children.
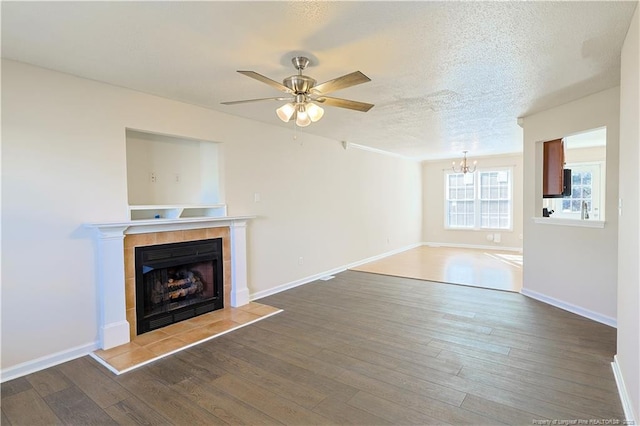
<box><xmin>86</xmin><ymin>217</ymin><xmax>251</xmax><ymax>350</ymax></box>
<box><xmin>135</xmin><ymin>238</ymin><xmax>223</xmax><ymax>334</ymax></box>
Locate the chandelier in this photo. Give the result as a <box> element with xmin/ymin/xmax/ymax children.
<box><xmin>452</xmin><ymin>151</ymin><xmax>477</xmax><ymax>174</ymax></box>
<box><xmin>276</xmin><ymin>94</ymin><xmax>324</xmax><ymax>127</ymax></box>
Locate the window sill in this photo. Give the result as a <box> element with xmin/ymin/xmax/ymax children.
<box><xmin>445</xmin><ymin>227</ymin><xmax>513</xmax><ymax>232</ymax></box>
<box><xmin>532</xmin><ymin>217</ymin><xmax>605</xmax><ymax>228</ymax></box>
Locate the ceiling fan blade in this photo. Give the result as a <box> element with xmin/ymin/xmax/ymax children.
<box><xmin>221</xmin><ymin>97</ymin><xmax>293</xmax><ymax>105</ymax></box>
<box><xmin>311</xmin><ymin>71</ymin><xmax>371</xmax><ymax>95</ymax></box>
<box><xmin>314</xmin><ymin>96</ymin><xmax>374</xmax><ymax>112</ymax></box>
<box><xmin>237</xmin><ymin>71</ymin><xmax>293</xmax><ymax>94</ymax></box>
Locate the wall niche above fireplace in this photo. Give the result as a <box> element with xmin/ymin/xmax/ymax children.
<box><xmin>126</xmin><ymin>129</ymin><xmax>226</xmax><ymax>220</ymax></box>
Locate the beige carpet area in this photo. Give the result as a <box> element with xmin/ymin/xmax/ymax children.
<box><xmin>350</xmin><ymin>245</ymin><xmax>523</xmax><ymax>292</ymax></box>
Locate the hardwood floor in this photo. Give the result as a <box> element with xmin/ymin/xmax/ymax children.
<box><xmin>2</xmin><ymin>271</ymin><xmax>623</xmax><ymax>425</ymax></box>
<box><xmin>351</xmin><ymin>245</ymin><xmax>523</xmax><ymax>292</ymax></box>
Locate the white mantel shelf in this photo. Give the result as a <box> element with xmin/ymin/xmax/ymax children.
<box><xmin>86</xmin><ymin>215</ymin><xmax>256</xmax><ymax>235</ymax></box>
<box><xmin>85</xmin><ymin>215</ymin><xmax>254</xmax><ymax>350</ymax></box>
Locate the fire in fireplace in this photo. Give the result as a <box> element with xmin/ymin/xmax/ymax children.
<box><xmin>135</xmin><ymin>238</ymin><xmax>223</xmax><ymax>334</ymax></box>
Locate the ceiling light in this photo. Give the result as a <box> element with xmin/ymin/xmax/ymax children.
<box><xmin>276</xmin><ymin>103</ymin><xmax>296</xmax><ymax>122</ymax></box>
<box><xmin>306</xmin><ymin>102</ymin><xmax>324</xmax><ymax>122</ymax></box>
<box><xmin>295</xmin><ymin>105</ymin><xmax>311</xmax><ymax>127</ymax></box>
<box><xmin>277</xmin><ymin>101</ymin><xmax>324</xmax><ymax>127</ymax></box>
<box><xmin>452</xmin><ymin>151</ymin><xmax>477</xmax><ymax>174</ymax></box>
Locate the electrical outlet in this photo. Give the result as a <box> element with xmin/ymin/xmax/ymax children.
<box><xmin>175</xmin><ymin>174</ymin><xmax>180</xmax><ymax>183</ymax></box>
<box><xmin>150</xmin><ymin>172</ymin><xmax>156</xmax><ymax>183</ymax></box>
<box><xmin>298</xmin><ymin>256</ymin><xmax>304</xmax><ymax>265</ymax></box>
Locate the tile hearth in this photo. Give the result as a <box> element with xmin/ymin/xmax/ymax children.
<box><xmin>91</xmin><ymin>302</ymin><xmax>281</xmax><ymax>374</ymax></box>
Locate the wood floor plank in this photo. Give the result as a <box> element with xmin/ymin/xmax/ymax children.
<box><xmin>312</xmin><ymin>395</ymin><xmax>393</xmax><ymax>425</ymax></box>
<box><xmin>438</xmin><ymin>348</ymin><xmax>619</xmax><ymax>393</ymax></box>
<box><xmin>103</xmin><ymin>396</ymin><xmax>171</xmax><ymax>425</ymax></box>
<box><xmin>422</xmin><ymin>342</ymin><xmax>619</xmax><ymax>407</ymax></box>
<box><xmin>225</xmin><ymin>320</ymin><xmax>324</xmax><ymax>357</ymax></box>
<box><xmin>316</xmin><ymin>348</ymin><xmax>467</xmax><ymax>406</ymax></box>
<box><xmin>0</xmin><ymin>377</ymin><xmax>32</xmax><ymax>399</ymax></box>
<box><xmin>239</xmin><ymin>337</ymin><xmax>495</xmax><ymax>425</ymax></box>
<box><xmin>458</xmin><ymin>366</ymin><xmax>623</xmax><ymax>419</ymax></box>
<box><xmin>115</xmin><ymin>368</ymin><xmax>226</xmax><ymax>425</ymax></box>
<box><xmin>170</xmin><ymin>376</ymin><xmax>283</xmax><ymax>425</ymax></box>
<box><xmin>508</xmin><ymin>347</ymin><xmax>615</xmax><ymax>379</ymax></box>
<box><xmin>57</xmin><ymin>357</ymin><xmax>131</xmax><ymax>408</ymax></box>
<box><xmin>219</xmin><ymin>330</ymin><xmax>361</xmax><ymax>402</ymax></box>
<box><xmin>271</xmin><ymin>307</ymin><xmax>447</xmax><ymax>364</ymax></box>
<box><xmin>209</xmin><ymin>373</ymin><xmax>332</xmax><ymax>425</ymax></box>
<box><xmin>347</xmin><ymin>391</ymin><xmax>453</xmax><ymax>425</ymax></box>
<box><xmin>263</xmin><ymin>295</ymin><xmax>515</xmax><ymax>362</ymax></box>
<box><xmin>143</xmin><ymin>350</ymin><xmax>224</xmax><ymax>386</ymax></box>
<box><xmin>464</xmin><ymin>351</ymin><xmax>618</xmax><ymax>405</ymax></box>
<box><xmin>461</xmin><ymin>393</ymin><xmax>547</xmax><ymax>425</ymax></box>
<box><xmin>2</xmin><ymin>388</ymin><xmax>63</xmax><ymax>426</ymax></box>
<box><xmin>189</xmin><ymin>340</ymin><xmax>328</xmax><ymax>409</ymax></box>
<box><xmin>43</xmin><ymin>386</ymin><xmax>117</xmax><ymax>425</ymax></box>
<box><xmin>25</xmin><ymin>367</ymin><xmax>72</xmax><ymax>398</ymax></box>
<box><xmin>327</xmin><ymin>341</ymin><xmax>462</xmax><ymax>378</ymax></box>
<box><xmin>170</xmin><ymin>349</ymin><xmax>228</xmax><ymax>380</ymax></box>
<box><xmin>1</xmin><ymin>409</ymin><xmax>11</xmax><ymax>426</ymax></box>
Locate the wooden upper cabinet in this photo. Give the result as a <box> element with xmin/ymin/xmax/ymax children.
<box><xmin>543</xmin><ymin>138</ymin><xmax>565</xmax><ymax>198</ymax></box>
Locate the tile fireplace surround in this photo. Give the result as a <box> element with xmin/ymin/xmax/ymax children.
<box><xmin>86</xmin><ymin>216</ymin><xmax>254</xmax><ymax>351</ymax></box>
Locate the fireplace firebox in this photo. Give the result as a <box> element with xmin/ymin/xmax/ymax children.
<box><xmin>135</xmin><ymin>238</ymin><xmax>223</xmax><ymax>334</ymax></box>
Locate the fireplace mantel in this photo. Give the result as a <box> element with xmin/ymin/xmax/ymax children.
<box><xmin>85</xmin><ymin>216</ymin><xmax>254</xmax><ymax>350</ymax></box>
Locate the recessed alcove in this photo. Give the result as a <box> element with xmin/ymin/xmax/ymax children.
<box><xmin>125</xmin><ymin>129</ymin><xmax>225</xmax><ymax>220</ymax></box>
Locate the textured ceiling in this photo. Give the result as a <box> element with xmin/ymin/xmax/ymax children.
<box><xmin>1</xmin><ymin>1</ymin><xmax>636</xmax><ymax>160</ymax></box>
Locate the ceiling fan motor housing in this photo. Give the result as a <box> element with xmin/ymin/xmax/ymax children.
<box><xmin>283</xmin><ymin>75</ymin><xmax>316</xmax><ymax>95</ymax></box>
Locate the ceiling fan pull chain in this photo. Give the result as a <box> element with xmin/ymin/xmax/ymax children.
<box><xmin>293</xmin><ymin>119</ymin><xmax>298</xmax><ymax>141</ymax></box>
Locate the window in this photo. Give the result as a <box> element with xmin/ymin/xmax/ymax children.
<box><xmin>446</xmin><ymin>173</ymin><xmax>475</xmax><ymax>228</ymax></box>
<box><xmin>446</xmin><ymin>169</ymin><xmax>512</xmax><ymax>230</ymax></box>
<box><xmin>547</xmin><ymin>163</ymin><xmax>602</xmax><ymax>220</ymax></box>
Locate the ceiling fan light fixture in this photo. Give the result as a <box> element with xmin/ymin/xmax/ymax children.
<box><xmin>223</xmin><ymin>56</ymin><xmax>373</xmax><ymax>127</ymax></box>
<box><xmin>276</xmin><ymin>103</ymin><xmax>296</xmax><ymax>122</ymax></box>
<box><xmin>306</xmin><ymin>102</ymin><xmax>324</xmax><ymax>122</ymax></box>
<box><xmin>295</xmin><ymin>105</ymin><xmax>311</xmax><ymax>127</ymax></box>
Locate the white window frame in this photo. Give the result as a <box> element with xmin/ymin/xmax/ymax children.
<box><xmin>445</xmin><ymin>171</ymin><xmax>476</xmax><ymax>229</ymax></box>
<box><xmin>547</xmin><ymin>162</ymin><xmax>603</xmax><ymax>220</ymax></box>
<box><xmin>445</xmin><ymin>167</ymin><xmax>513</xmax><ymax>231</ymax></box>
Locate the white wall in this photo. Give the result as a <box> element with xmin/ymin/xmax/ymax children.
<box><xmin>565</xmin><ymin>145</ymin><xmax>606</xmax><ymax>163</ymax></box>
<box><xmin>0</xmin><ymin>60</ymin><xmax>422</xmax><ymax>372</ymax></box>
<box><xmin>522</xmin><ymin>87</ymin><xmax>620</xmax><ymax>324</ymax></box>
<box><xmin>617</xmin><ymin>4</ymin><xmax>639</xmax><ymax>421</ymax></box>
<box><xmin>422</xmin><ymin>153</ymin><xmax>524</xmax><ymax>249</ymax></box>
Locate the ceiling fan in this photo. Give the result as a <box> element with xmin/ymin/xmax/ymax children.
<box><xmin>221</xmin><ymin>56</ymin><xmax>374</xmax><ymax>127</ymax></box>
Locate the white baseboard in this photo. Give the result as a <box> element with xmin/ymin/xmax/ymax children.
<box><xmin>424</xmin><ymin>241</ymin><xmax>523</xmax><ymax>253</ymax></box>
<box><xmin>520</xmin><ymin>288</ymin><xmax>617</xmax><ymax>328</ymax></box>
<box><xmin>250</xmin><ymin>242</ymin><xmax>423</xmax><ymax>301</ymax></box>
<box><xmin>612</xmin><ymin>355</ymin><xmax>637</xmax><ymax>424</ymax></box>
<box><xmin>0</xmin><ymin>341</ymin><xmax>99</xmax><ymax>383</ymax></box>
